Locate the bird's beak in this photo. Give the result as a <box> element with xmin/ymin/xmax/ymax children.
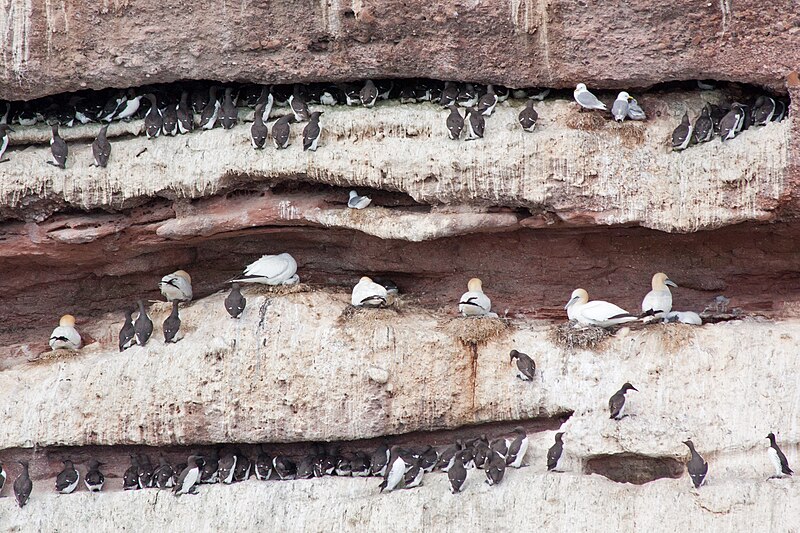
<box><xmin>665</xmin><ymin>279</ymin><xmax>678</xmax><ymax>288</ymax></box>
<box><xmin>631</xmin><ymin>386</ymin><xmax>639</xmax><ymax>392</ymax></box>
<box><xmin>564</xmin><ymin>296</ymin><xmax>579</xmax><ymax>310</ymax></box>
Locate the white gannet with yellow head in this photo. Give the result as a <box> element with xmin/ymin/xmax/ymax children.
<box><xmin>158</xmin><ymin>270</ymin><xmax>193</xmax><ymax>302</ymax></box>
<box><xmin>565</xmin><ymin>288</ymin><xmax>637</xmax><ymax>328</ymax></box>
<box><xmin>49</xmin><ymin>314</ymin><xmax>82</xmax><ymax>351</ymax></box>
<box><xmin>351</xmin><ymin>276</ymin><xmax>389</xmax><ymax>308</ymax></box>
<box><xmin>459</xmin><ymin>278</ymin><xmax>492</xmax><ymax>317</ymax></box>
<box><xmin>641</xmin><ymin>272</ymin><xmax>677</xmax><ymax>318</ymax></box>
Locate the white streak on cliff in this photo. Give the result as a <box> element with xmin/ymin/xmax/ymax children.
<box><xmin>0</xmin><ymin>0</ymin><xmax>32</xmax><ymax>79</ymax></box>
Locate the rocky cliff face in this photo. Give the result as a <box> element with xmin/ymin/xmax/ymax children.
<box><xmin>1</xmin><ymin>2</ymin><xmax>800</xmax><ymax>531</ymax></box>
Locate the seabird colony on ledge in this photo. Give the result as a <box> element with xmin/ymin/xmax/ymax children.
<box><xmin>0</xmin><ymin>79</ymin><xmax>787</xmax><ymax>167</ymax></box>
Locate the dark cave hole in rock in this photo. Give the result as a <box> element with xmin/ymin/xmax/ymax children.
<box><xmin>584</xmin><ymin>454</ymin><xmax>684</xmax><ymax>485</ymax></box>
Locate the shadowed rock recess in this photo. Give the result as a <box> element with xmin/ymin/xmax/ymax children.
<box><xmin>1</xmin><ymin>4</ymin><xmax>800</xmax><ymax>531</ymax></box>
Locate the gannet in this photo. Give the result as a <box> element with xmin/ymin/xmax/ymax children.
<box><xmin>565</xmin><ymin>288</ymin><xmax>636</xmax><ymax>328</ymax></box>
<box><xmin>459</xmin><ymin>278</ymin><xmax>492</xmax><ymax>317</ymax></box>
<box><xmin>232</xmin><ymin>253</ymin><xmax>299</xmax><ymax>285</ymax></box>
<box><xmin>159</xmin><ymin>270</ymin><xmax>193</xmax><ymax>302</ymax></box>
<box><xmin>49</xmin><ymin>315</ymin><xmax>82</xmax><ymax>350</ymax></box>
<box><xmin>351</xmin><ymin>276</ymin><xmax>389</xmax><ymax>307</ymax></box>
<box><xmin>641</xmin><ymin>272</ymin><xmax>677</xmax><ymax>318</ymax></box>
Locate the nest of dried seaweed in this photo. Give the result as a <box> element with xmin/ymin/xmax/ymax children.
<box><xmin>443</xmin><ymin>316</ymin><xmax>511</xmax><ymax>345</ymax></box>
<box><xmin>551</xmin><ymin>321</ymin><xmax>610</xmax><ymax>350</ymax></box>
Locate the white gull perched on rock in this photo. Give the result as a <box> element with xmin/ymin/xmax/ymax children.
<box><xmin>565</xmin><ymin>288</ymin><xmax>636</xmax><ymax>328</ymax></box>
<box><xmin>232</xmin><ymin>253</ymin><xmax>299</xmax><ymax>285</ymax></box>
<box><xmin>573</xmin><ymin>83</ymin><xmax>607</xmax><ymax>111</ymax></box>
<box><xmin>348</xmin><ymin>190</ymin><xmax>371</xmax><ymax>209</ymax></box>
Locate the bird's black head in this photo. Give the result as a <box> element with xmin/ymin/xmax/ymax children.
<box><xmin>509</xmin><ymin>350</ymin><xmax>519</xmax><ymax>361</ymax></box>
<box><xmin>767</xmin><ymin>432</ymin><xmax>776</xmax><ymax>441</ymax></box>
<box><xmin>555</xmin><ymin>432</ymin><xmax>564</xmax><ymax>441</ymax></box>
<box><xmin>513</xmin><ymin>426</ymin><xmax>526</xmax><ymax>435</ymax></box>
<box><xmin>17</xmin><ymin>460</ymin><xmax>29</xmax><ymax>468</ymax></box>
<box><xmin>682</xmin><ymin>439</ymin><xmax>694</xmax><ymax>449</ymax></box>
<box><xmin>622</xmin><ymin>383</ymin><xmax>638</xmax><ymax>392</ymax></box>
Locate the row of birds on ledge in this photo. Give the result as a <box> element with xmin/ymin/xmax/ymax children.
<box><xmin>0</xmin><ymin>78</ymin><xmax>785</xmax><ymax>166</ymax></box>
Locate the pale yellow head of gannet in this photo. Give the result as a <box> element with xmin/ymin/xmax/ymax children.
<box><xmin>173</xmin><ymin>270</ymin><xmax>192</xmax><ymax>283</ymax></box>
<box><xmin>59</xmin><ymin>314</ymin><xmax>76</xmax><ymax>327</ymax></box>
<box><xmin>565</xmin><ymin>288</ymin><xmax>589</xmax><ymax>309</ymax></box>
<box><xmin>359</xmin><ymin>276</ymin><xmax>373</xmax><ymax>283</ymax></box>
<box><xmin>467</xmin><ymin>278</ymin><xmax>483</xmax><ymax>292</ymax></box>
<box><xmin>651</xmin><ymin>272</ymin><xmax>677</xmax><ymax>290</ymax></box>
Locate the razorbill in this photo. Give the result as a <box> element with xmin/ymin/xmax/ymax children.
<box><xmin>84</xmin><ymin>459</ymin><xmax>105</xmax><ymax>492</ymax></box>
<box><xmin>173</xmin><ymin>456</ymin><xmax>203</xmax><ymax>496</ymax></box>
<box><xmin>573</xmin><ymin>83</ymin><xmax>606</xmax><ymax>111</ymax></box>
<box><xmin>351</xmin><ymin>452</ymin><xmax>371</xmax><ymax>477</ymax></box>
<box><xmin>48</xmin><ymin>124</ymin><xmax>68</xmax><ymax>169</ymax></box>
<box><xmin>752</xmin><ymin>96</ymin><xmax>776</xmax><ymax>126</ymax></box>
<box><xmin>459</xmin><ymin>278</ymin><xmax>492</xmax><ymax>317</ymax></box>
<box><xmin>510</xmin><ymin>350</ymin><xmax>535</xmax><ymax>381</ymax></box>
<box><xmin>485</xmin><ymin>451</ymin><xmax>506</xmax><ymax>486</ymax></box>
<box><xmin>448</xmin><ymin>451</ymin><xmax>468</xmax><ymax>493</ymax></box>
<box><xmin>766</xmin><ymin>432</ymin><xmax>793</xmax><ymax>478</ymax></box>
<box><xmin>200</xmin><ymin>450</ymin><xmax>219</xmax><ymax>484</ymax></box>
<box><xmin>232</xmin><ymin>253</ymin><xmax>299</xmax><ymax>285</ymax></box>
<box><xmin>402</xmin><ymin>457</ymin><xmax>424</xmax><ymax>489</ymax></box>
<box><xmin>547</xmin><ymin>432</ymin><xmax>565</xmax><ymax>471</ymax></box>
<box><xmin>256</xmin><ymin>87</ymin><xmax>274</xmax><ymax>122</ymax></box>
<box><xmin>565</xmin><ymin>288</ymin><xmax>637</xmax><ymax>328</ymax></box>
<box><xmin>153</xmin><ymin>456</ymin><xmax>175</xmax><ymax>489</ymax></box>
<box><xmin>113</xmin><ymin>91</ymin><xmax>142</xmax><ymax>120</ymax></box>
<box><xmin>49</xmin><ymin>314</ymin><xmax>82</xmax><ymax>350</ymax></box>
<box><xmin>255</xmin><ymin>449</ymin><xmax>273</xmax><ymax>481</ymax></box>
<box><xmin>506</xmin><ymin>427</ymin><xmax>529</xmax><ymax>468</ymax></box>
<box><xmin>440</xmin><ymin>82</ymin><xmax>459</xmax><ymax>107</ymax></box>
<box><xmin>611</xmin><ymin>92</ymin><xmax>630</xmax><ymax>122</ymax></box>
<box><xmin>55</xmin><ymin>459</ymin><xmax>80</xmax><ymax>494</ymax></box>
<box><xmin>671</xmin><ymin>112</ymin><xmax>693</xmax><ymax>151</ymax></box>
<box><xmin>518</xmin><ymin>100</ymin><xmax>538</xmax><ymax>132</ymax></box>
<box><xmin>137</xmin><ymin>454</ymin><xmax>154</xmax><ymax>488</ymax></box>
<box><xmin>176</xmin><ymin>91</ymin><xmax>194</xmax><ymax>134</ymax></box>
<box><xmin>220</xmin><ymin>87</ymin><xmax>238</xmax><ymax>129</ymax></box>
<box><xmin>162</xmin><ymin>104</ymin><xmax>178</xmax><ymax>136</ymax></box>
<box><xmin>464</xmin><ymin>107</ymin><xmax>485</xmax><ymax>140</ymax></box>
<box><xmin>159</xmin><ymin>270</ymin><xmax>193</xmax><ymax>302</ymax></box>
<box><xmin>289</xmin><ymin>87</ymin><xmax>310</xmax><ymax>121</ymax></box>
<box><xmin>119</xmin><ymin>308</ymin><xmax>136</xmax><ymax>351</ymax></box>
<box><xmin>370</xmin><ymin>444</ymin><xmax>390</xmax><ymax>477</ymax></box>
<box><xmin>234</xmin><ymin>453</ymin><xmax>252</xmax><ymax>482</ymax></box>
<box><xmin>360</xmin><ymin>80</ymin><xmax>378</xmax><ymax>108</ymax></box>
<box><xmin>14</xmin><ymin>460</ymin><xmax>33</xmax><ymax>508</ymax></box>
<box><xmin>0</xmin><ymin>124</ymin><xmax>13</xmax><ymax>163</ymax></box>
<box><xmin>273</xmin><ymin>456</ymin><xmax>297</xmax><ymax>480</ymax></box>
<box><xmin>693</xmin><ymin>105</ymin><xmax>714</xmax><ymax>143</ymax></box>
<box><xmin>199</xmin><ymin>86</ymin><xmax>220</xmax><ymax>130</ymax></box>
<box><xmin>218</xmin><ymin>451</ymin><xmax>237</xmax><ymax>484</ymax></box>
<box><xmin>457</xmin><ymin>83</ymin><xmax>478</xmax><ymax>107</ymax></box>
<box><xmin>303</xmin><ymin>111</ymin><xmax>323</xmax><ymax>151</ymax></box>
<box><xmin>144</xmin><ymin>94</ymin><xmax>163</xmax><ymax>139</ymax></box>
<box><xmin>351</xmin><ymin>276</ymin><xmax>389</xmax><ymax>307</ymax></box>
<box><xmin>477</xmin><ymin>85</ymin><xmax>498</xmax><ymax>116</ymax></box>
<box><xmin>123</xmin><ymin>455</ymin><xmax>140</xmax><ymax>490</ymax></box>
<box><xmin>683</xmin><ymin>440</ymin><xmax>708</xmax><ymax>488</ymax></box>
<box><xmin>444</xmin><ymin>104</ymin><xmax>464</xmax><ymax>140</ymax></box>
<box><xmin>162</xmin><ymin>301</ymin><xmax>182</xmax><ymax>343</ymax></box>
<box><xmin>90</xmin><ymin>125</ymin><xmax>111</xmax><ymax>168</ymax></box>
<box><xmin>134</xmin><ymin>300</ymin><xmax>154</xmax><ymax>346</ymax></box>
<box><xmin>719</xmin><ymin>104</ymin><xmax>745</xmax><ymax>141</ymax></box>
<box><xmin>250</xmin><ymin>104</ymin><xmax>269</xmax><ymax>149</ymax></box>
<box><xmin>224</xmin><ymin>283</ymin><xmax>247</xmax><ymax>318</ymax></box>
<box><xmin>379</xmin><ymin>446</ymin><xmax>407</xmax><ymax>492</ymax></box>
<box><xmin>271</xmin><ymin>114</ymin><xmax>294</xmax><ymax>149</ymax></box>
<box><xmin>641</xmin><ymin>272</ymin><xmax>677</xmax><ymax>318</ymax></box>
<box><xmin>609</xmin><ymin>382</ymin><xmax>638</xmax><ymax>419</ymax></box>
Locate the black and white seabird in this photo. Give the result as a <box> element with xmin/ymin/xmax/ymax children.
<box><xmin>547</xmin><ymin>432</ymin><xmax>565</xmax><ymax>471</ymax></box>
<box><xmin>402</xmin><ymin>457</ymin><xmax>424</xmax><ymax>489</ymax></box>
<box><xmin>303</xmin><ymin>111</ymin><xmax>323</xmax><ymax>151</ymax></box>
<box><xmin>199</xmin><ymin>87</ymin><xmax>221</xmax><ymax>130</ymax></box>
<box><xmin>137</xmin><ymin>454</ymin><xmax>154</xmax><ymax>488</ymax></box>
<box><xmin>289</xmin><ymin>87</ymin><xmax>310</xmax><ymax>122</ymax></box>
<box><xmin>98</xmin><ymin>91</ymin><xmax>126</xmax><ymax>122</ymax></box>
<box><xmin>143</xmin><ymin>94</ymin><xmax>163</xmax><ymax>139</ymax></box>
<box><xmin>113</xmin><ymin>91</ymin><xmax>142</xmax><ymax>121</ymax></box>
<box><xmin>719</xmin><ymin>104</ymin><xmax>745</xmax><ymax>141</ymax></box>
<box><xmin>436</xmin><ymin>441</ymin><xmax>463</xmax><ymax>472</ymax></box>
<box><xmin>123</xmin><ymin>455</ymin><xmax>140</xmax><ymax>490</ymax></box>
<box><xmin>134</xmin><ymin>300</ymin><xmax>153</xmax><ymax>346</ymax></box>
<box><xmin>335</xmin><ymin>454</ymin><xmax>354</xmax><ymax>477</ymax></box>
<box><xmin>379</xmin><ymin>446</ymin><xmax>407</xmax><ymax>492</ymax></box>
<box><xmin>296</xmin><ymin>455</ymin><xmax>315</xmax><ymax>479</ymax></box>
<box><xmin>234</xmin><ymin>452</ymin><xmax>252</xmax><ymax>482</ymax></box>
<box><xmin>153</xmin><ymin>456</ymin><xmax>175</xmax><ymax>489</ymax></box>
<box><xmin>506</xmin><ymin>427</ymin><xmax>529</xmax><ymax>468</ymax></box>
<box><xmin>518</xmin><ymin>101</ymin><xmax>538</xmax><ymax>132</ymax></box>
<box><xmin>490</xmin><ymin>438</ymin><xmax>508</xmax><ymax>460</ymax></box>
<box><xmin>176</xmin><ymin>91</ymin><xmax>194</xmax><ymax>134</ymax></box>
<box><xmin>173</xmin><ymin>456</ymin><xmax>204</xmax><ymax>496</ymax></box>
<box><xmin>272</xmin><ymin>115</ymin><xmax>294</xmax><ymax>149</ymax></box>
<box><xmin>772</xmin><ymin>100</ymin><xmax>786</xmax><ymax>122</ymax></box>
<box><xmin>752</xmin><ymin>96</ymin><xmax>776</xmax><ymax>126</ymax></box>
<box><xmin>477</xmin><ymin>85</ymin><xmax>498</xmax><ymax>116</ymax></box>
<box><xmin>370</xmin><ymin>443</ymin><xmax>390</xmax><ymax>477</ymax></box>
<box><xmin>255</xmin><ymin>449</ymin><xmax>273</xmax><ymax>481</ymax></box>
<box><xmin>55</xmin><ymin>459</ymin><xmax>79</xmax><ymax>494</ymax></box>
<box><xmin>14</xmin><ymin>460</ymin><xmax>33</xmax><ymax>508</ymax></box>
<box><xmin>225</xmin><ymin>283</ymin><xmax>247</xmax><ymax>318</ymax></box>
<box><xmin>218</xmin><ymin>451</ymin><xmax>237</xmax><ymax>484</ymax></box>
<box><xmin>273</xmin><ymin>456</ymin><xmax>296</xmax><ymax>480</ymax></box>
<box><xmin>90</xmin><ymin>125</ymin><xmax>111</xmax><ymax>168</ymax></box>
<box><xmin>609</xmin><ymin>382</ymin><xmax>638</xmax><ymax>420</ymax></box>
<box><xmin>457</xmin><ymin>83</ymin><xmax>478</xmax><ymax>108</ymax></box>
<box><xmin>509</xmin><ymin>350</ymin><xmax>535</xmax><ymax>381</ymax></box>
<box><xmin>220</xmin><ymin>87</ymin><xmax>238</xmax><ymax>129</ymax></box>
<box><xmin>256</xmin><ymin>87</ymin><xmax>274</xmax><ymax>122</ymax></box>
<box><xmin>119</xmin><ymin>308</ymin><xmax>136</xmax><ymax>351</ymax></box>
<box><xmin>250</xmin><ymin>104</ymin><xmax>269</xmax><ymax>149</ymax></box>
<box><xmin>692</xmin><ymin>105</ymin><xmax>714</xmax><ymax>144</ymax></box>
<box><xmin>440</xmin><ymin>82</ymin><xmax>459</xmax><ymax>107</ymax></box>
<box><xmin>464</xmin><ymin>107</ymin><xmax>485</xmax><ymax>140</ymax></box>
<box><xmin>485</xmin><ymin>451</ymin><xmax>506</xmax><ymax>486</ymax></box>
<box><xmin>766</xmin><ymin>432</ymin><xmax>793</xmax><ymax>479</ymax></box>
<box><xmin>611</xmin><ymin>91</ymin><xmax>630</xmax><ymax>122</ymax></box>
<box><xmin>351</xmin><ymin>452</ymin><xmax>371</xmax><ymax>477</ymax></box>
<box><xmin>0</xmin><ymin>124</ymin><xmax>13</xmax><ymax>163</ymax></box>
<box><xmin>360</xmin><ymin>80</ymin><xmax>379</xmax><ymax>108</ymax></box>
<box><xmin>448</xmin><ymin>451</ymin><xmax>468</xmax><ymax>493</ymax></box>
<box><xmin>446</xmin><ymin>105</ymin><xmax>464</xmax><ymax>140</ymax></box>
<box><xmin>471</xmin><ymin>437</ymin><xmax>491</xmax><ymax>470</ymax></box>
<box><xmin>683</xmin><ymin>439</ymin><xmax>708</xmax><ymax>488</ymax></box>
<box><xmin>200</xmin><ymin>450</ymin><xmax>219</xmax><ymax>484</ymax></box>
<box><xmin>162</xmin><ymin>104</ymin><xmax>178</xmax><ymax>136</ymax></box>
<box><xmin>0</xmin><ymin>461</ymin><xmax>5</xmax><ymax>492</ymax></box>
<box><xmin>671</xmin><ymin>112</ymin><xmax>693</xmax><ymax>151</ymax></box>
<box><xmin>48</xmin><ymin>124</ymin><xmax>68</xmax><ymax>169</ymax></box>
<box><xmin>163</xmin><ymin>300</ymin><xmax>182</xmax><ymax>343</ymax></box>
<box><xmin>84</xmin><ymin>459</ymin><xmax>105</xmax><ymax>492</ymax></box>
<box><xmin>172</xmin><ymin>462</ymin><xmax>186</xmax><ymax>486</ymax></box>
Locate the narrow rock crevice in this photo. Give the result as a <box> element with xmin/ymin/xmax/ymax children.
<box><xmin>584</xmin><ymin>453</ymin><xmax>684</xmax><ymax>485</ymax></box>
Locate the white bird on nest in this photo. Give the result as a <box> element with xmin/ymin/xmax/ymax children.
<box><xmin>351</xmin><ymin>277</ymin><xmax>389</xmax><ymax>307</ymax></box>
<box><xmin>573</xmin><ymin>83</ymin><xmax>607</xmax><ymax>112</ymax></box>
<box><xmin>232</xmin><ymin>253</ymin><xmax>299</xmax><ymax>286</ymax></box>
<box><xmin>641</xmin><ymin>272</ymin><xmax>677</xmax><ymax>319</ymax></box>
<box><xmin>158</xmin><ymin>270</ymin><xmax>193</xmax><ymax>302</ymax></box>
<box><xmin>459</xmin><ymin>278</ymin><xmax>495</xmax><ymax>317</ymax></box>
<box><xmin>565</xmin><ymin>288</ymin><xmax>637</xmax><ymax>328</ymax></box>
<box><xmin>348</xmin><ymin>190</ymin><xmax>372</xmax><ymax>209</ymax></box>
<box><xmin>49</xmin><ymin>314</ymin><xmax>82</xmax><ymax>350</ymax></box>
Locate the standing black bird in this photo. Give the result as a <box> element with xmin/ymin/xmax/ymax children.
<box><xmin>200</xmin><ymin>449</ymin><xmax>219</xmax><ymax>484</ymax></box>
<box><xmin>220</xmin><ymin>87</ymin><xmax>238</xmax><ymax>129</ymax></box>
<box><xmin>351</xmin><ymin>451</ymin><xmax>371</xmax><ymax>477</ymax></box>
<box><xmin>162</xmin><ymin>104</ymin><xmax>178</xmax><ymax>136</ymax></box>
<box><xmin>134</xmin><ymin>300</ymin><xmax>153</xmax><ymax>346</ymax></box>
<box><xmin>273</xmin><ymin>455</ymin><xmax>296</xmax><ymax>480</ymax></box>
<box><xmin>692</xmin><ymin>105</ymin><xmax>714</xmax><ymax>144</ymax></box>
<box><xmin>671</xmin><ymin>112</ymin><xmax>693</xmax><ymax>151</ymax></box>
<box><xmin>272</xmin><ymin>115</ymin><xmax>294</xmax><ymax>149</ymax></box>
<box><xmin>173</xmin><ymin>456</ymin><xmax>203</xmax><ymax>496</ymax></box>
<box><xmin>55</xmin><ymin>459</ymin><xmax>80</xmax><ymax>494</ymax></box>
<box><xmin>446</xmin><ymin>105</ymin><xmax>464</xmax><ymax>140</ymax></box>
<box><xmin>0</xmin><ymin>461</ymin><xmax>6</xmax><ymax>492</ymax></box>
<box><xmin>153</xmin><ymin>456</ymin><xmax>175</xmax><ymax>489</ymax></box>
<box><xmin>609</xmin><ymin>382</ymin><xmax>638</xmax><ymax>420</ymax></box>
<box><xmin>370</xmin><ymin>443</ymin><xmax>390</xmax><ymax>477</ymax></box>
<box><xmin>464</xmin><ymin>107</ymin><xmax>485</xmax><ymax>140</ymax></box>
<box><xmin>547</xmin><ymin>432</ymin><xmax>564</xmax><ymax>471</ymax></box>
<box><xmin>199</xmin><ymin>86</ymin><xmax>220</xmax><ymax>130</ymax></box>
<box><xmin>225</xmin><ymin>283</ymin><xmax>247</xmax><ymax>318</ymax></box>
<box><xmin>218</xmin><ymin>451</ymin><xmax>237</xmax><ymax>484</ymax></box>
<box><xmin>250</xmin><ymin>104</ymin><xmax>268</xmax><ymax>149</ymax></box>
<box><xmin>505</xmin><ymin>427</ymin><xmax>529</xmax><ymax>468</ymax></box>
<box><xmin>510</xmin><ymin>349</ymin><xmax>535</xmax><ymax>381</ymax></box>
<box><xmin>48</xmin><ymin>124</ymin><xmax>68</xmax><ymax>168</ymax></box>
<box><xmin>440</xmin><ymin>82</ymin><xmax>459</xmax><ymax>107</ymax></box>
<box><xmin>84</xmin><ymin>459</ymin><xmax>105</xmax><ymax>492</ymax></box>
<box><xmin>719</xmin><ymin>104</ymin><xmax>745</xmax><ymax>141</ymax></box>
<box><xmin>137</xmin><ymin>454</ymin><xmax>154</xmax><ymax>488</ymax></box>
<box><xmin>119</xmin><ymin>308</ymin><xmax>135</xmax><ymax>351</ymax></box>
<box><xmin>683</xmin><ymin>439</ymin><xmax>708</xmax><ymax>488</ymax></box>
<box><xmin>123</xmin><ymin>455</ymin><xmax>140</xmax><ymax>490</ymax></box>
<box><xmin>144</xmin><ymin>94</ymin><xmax>163</xmax><ymax>139</ymax></box>
<box><xmin>471</xmin><ymin>435</ymin><xmax>491</xmax><ymax>470</ymax></box>
<box><xmin>518</xmin><ymin>100</ymin><xmax>539</xmax><ymax>132</ymax></box>
<box><xmin>176</xmin><ymin>91</ymin><xmax>194</xmax><ymax>134</ymax></box>
<box><xmin>163</xmin><ymin>300</ymin><xmax>182</xmax><ymax>343</ymax></box>
<box><xmin>14</xmin><ymin>460</ymin><xmax>33</xmax><ymax>508</ymax></box>
<box><xmin>254</xmin><ymin>448</ymin><xmax>273</xmax><ymax>481</ymax></box>
<box><xmin>766</xmin><ymin>432</ymin><xmax>793</xmax><ymax>479</ymax></box>
<box><xmin>359</xmin><ymin>80</ymin><xmax>379</xmax><ymax>108</ymax></box>
<box><xmin>233</xmin><ymin>453</ymin><xmax>252</xmax><ymax>482</ymax></box>
<box><xmin>91</xmin><ymin>125</ymin><xmax>111</xmax><ymax>167</ymax></box>
<box><xmin>303</xmin><ymin>111</ymin><xmax>323</xmax><ymax>151</ymax></box>
<box><xmin>289</xmin><ymin>86</ymin><xmax>310</xmax><ymax>122</ymax></box>
<box><xmin>448</xmin><ymin>450</ymin><xmax>467</xmax><ymax>493</ymax></box>
<box><xmin>476</xmin><ymin>85</ymin><xmax>498</xmax><ymax>116</ymax></box>
<box><xmin>484</xmin><ymin>451</ymin><xmax>506</xmax><ymax>486</ymax></box>
<box><xmin>0</xmin><ymin>123</ymin><xmax>14</xmax><ymax>163</ymax></box>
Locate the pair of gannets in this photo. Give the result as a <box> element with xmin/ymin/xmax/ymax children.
<box><xmin>565</xmin><ymin>272</ymin><xmax>677</xmax><ymax>328</ymax></box>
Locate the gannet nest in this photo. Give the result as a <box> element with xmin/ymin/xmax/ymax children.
<box><xmin>443</xmin><ymin>316</ymin><xmax>510</xmax><ymax>345</ymax></box>
<box><xmin>551</xmin><ymin>321</ymin><xmax>610</xmax><ymax>350</ymax></box>
<box><xmin>249</xmin><ymin>282</ymin><xmax>314</xmax><ymax>296</ymax></box>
